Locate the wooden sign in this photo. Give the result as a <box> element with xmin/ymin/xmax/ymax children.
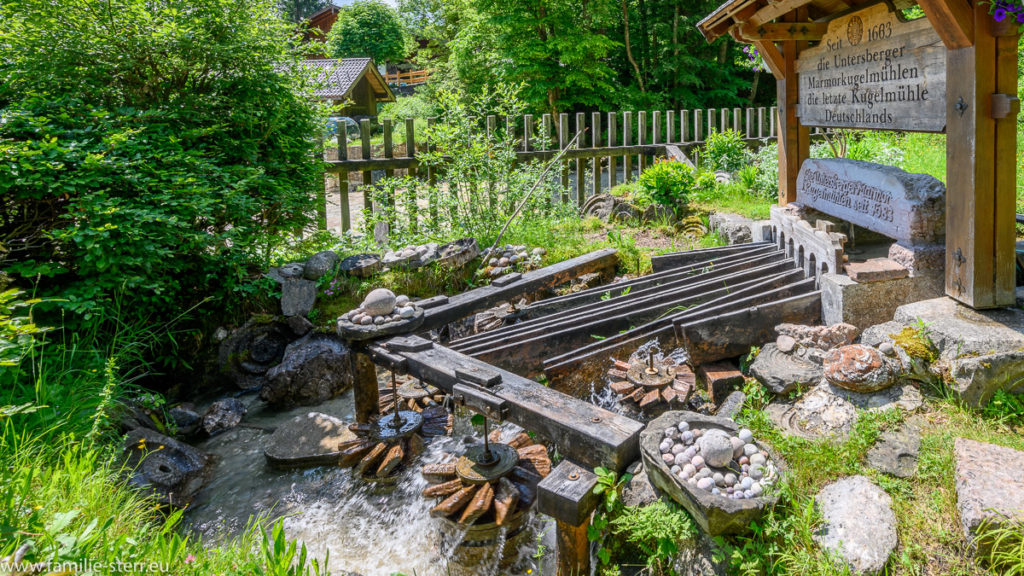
<box><xmin>797</xmin><ymin>5</ymin><xmax>946</xmax><ymax>132</ymax></box>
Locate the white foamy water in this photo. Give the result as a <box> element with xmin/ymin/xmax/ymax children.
<box><xmin>185</xmin><ymin>390</ymin><xmax>555</xmax><ymax>576</ymax></box>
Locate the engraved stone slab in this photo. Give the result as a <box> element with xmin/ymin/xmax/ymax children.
<box><xmin>797</xmin><ymin>4</ymin><xmax>946</xmax><ymax>132</ymax></box>
<box><xmin>797</xmin><ymin>158</ymin><xmax>945</xmax><ymax>244</ymax></box>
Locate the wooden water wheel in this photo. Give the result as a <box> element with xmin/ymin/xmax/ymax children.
<box><xmin>607</xmin><ymin>355</ymin><xmax>696</xmax><ymax>410</ymax></box>
<box><xmin>378</xmin><ymin>374</ymin><xmax>447</xmax><ymax>414</ymax></box>
<box><xmin>336</xmin><ymin>374</ymin><xmax>453</xmax><ymax>482</ymax></box>
<box><xmin>421</xmin><ymin>429</ymin><xmax>551</xmax><ymax>527</ymax></box>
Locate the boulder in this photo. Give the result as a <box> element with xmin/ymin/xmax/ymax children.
<box><xmin>202</xmin><ymin>398</ymin><xmax>246</xmax><ymax>435</ymax></box>
<box><xmin>303</xmin><ymin>250</ymin><xmax>339</xmax><ymax>280</ymax></box>
<box><xmin>715</xmin><ymin>391</ymin><xmax>746</xmax><ymax>420</ymax></box>
<box><xmin>814</xmin><ymin>475</ymin><xmax>897</xmax><ymax>575</ymax></box>
<box><xmin>122</xmin><ymin>428</ymin><xmax>209</xmax><ymax>507</ymax></box>
<box><xmin>768</xmin><ymin>382</ymin><xmax>922</xmax><ymax>439</ymax></box>
<box><xmin>435</xmin><ymin>237</ymin><xmax>480</xmax><ymax>269</ymax></box>
<box><xmin>264</xmin><ymin>412</ymin><xmax>358</xmax><ymax>469</ymax></box>
<box><xmin>824</xmin><ymin>344</ymin><xmax>897</xmax><ymax>393</ymax></box>
<box><xmin>954</xmin><ymin>438</ymin><xmax>1024</xmax><ymax>556</ymax></box>
<box><xmin>281</xmin><ymin>277</ymin><xmax>317</xmax><ymax>317</ymax></box>
<box><xmin>361</xmin><ymin>288</ymin><xmax>397</xmax><ymax>316</ymax></box>
<box><xmin>621</xmin><ymin>462</ymin><xmax>659</xmax><ymax>508</ymax></box>
<box><xmin>865</xmin><ymin>424</ymin><xmax>920</xmax><ymax>478</ymax></box>
<box><xmin>262</xmin><ymin>333</ymin><xmax>352</xmax><ymax>408</ymax></box>
<box><xmin>775</xmin><ymin>323</ymin><xmax>859</xmax><ymax>351</ymax></box>
<box><xmin>708</xmin><ymin>212</ymin><xmax>753</xmax><ymax>245</ymax></box>
<box><xmin>857</xmin><ymin>321</ymin><xmax>905</xmax><ymax>348</ymax></box>
<box><xmin>338</xmin><ymin>253</ymin><xmax>382</xmax><ymax>278</ymax></box>
<box><xmin>749</xmin><ymin>344</ymin><xmax>824</xmax><ymax>395</ymax></box>
<box><xmin>285</xmin><ymin>315</ymin><xmax>314</xmax><ymax>337</ymax></box>
<box><xmin>169</xmin><ymin>405</ymin><xmax>202</xmax><ymax>437</ymax></box>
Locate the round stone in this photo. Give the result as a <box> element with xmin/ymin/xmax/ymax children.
<box><xmin>750</xmin><ymin>453</ymin><xmax>767</xmax><ymax>467</ymax></box>
<box><xmin>697</xmin><ymin>432</ymin><xmax>735</xmax><ymax>468</ymax></box>
<box><xmin>662</xmin><ymin>453</ymin><xmax>675</xmax><ymax>465</ymax></box>
<box><xmin>532</xmin><ymin>247</ymin><xmax>546</xmax><ymax>256</ymax></box>
<box><xmin>489</xmin><ymin>258</ymin><xmax>498</xmax><ymax>266</ymax></box>
<box><xmin>739</xmin><ymin>456</ymin><xmax>749</xmax><ymax>465</ymax></box>
<box><xmin>743</xmin><ymin>443</ymin><xmax>759</xmax><ymax>457</ymax></box>
<box><xmin>738</xmin><ymin>429</ymin><xmax>754</xmax><ymax>443</ymax></box>
<box><xmin>691</xmin><ymin>455</ymin><xmax>705</xmax><ymax>470</ymax></box>
<box><xmin>359</xmin><ymin>316</ymin><xmax>373</xmax><ymax>326</ymax></box>
<box><xmin>824</xmin><ymin>344</ymin><xmax>897</xmax><ymax>393</ymax></box>
<box><xmin>677</xmin><ymin>422</ymin><xmax>690</xmax><ymax>432</ymax></box>
<box><xmin>498</xmin><ymin>257</ymin><xmax>510</xmax><ymax>266</ymax></box>
<box><xmin>712</xmin><ymin>488</ymin><xmax>721</xmax><ymax>495</ymax></box>
<box><xmin>362</xmin><ymin>288</ymin><xmax>397</xmax><ymax>316</ymax></box>
<box><xmin>724</xmin><ymin>473</ymin><xmax>737</xmax><ymax>487</ymax></box>
<box><xmin>730</xmin><ymin>436</ymin><xmax>745</xmax><ymax>459</ymax></box>
<box><xmin>373</xmin><ymin>316</ymin><xmax>385</xmax><ymax>325</ymax></box>
<box><xmin>750</xmin><ymin>482</ymin><xmax>763</xmax><ymax>496</ymax></box>
<box><xmin>681</xmin><ymin>431</ymin><xmax>694</xmax><ymax>444</ymax></box>
<box><xmin>396</xmin><ymin>295</ymin><xmax>410</xmax><ymax>307</ymax></box>
<box><xmin>660</xmin><ymin>439</ymin><xmax>672</xmax><ymax>453</ymax></box>
<box><xmin>879</xmin><ymin>341</ymin><xmax>895</xmax><ymax>356</ymax></box>
<box><xmin>682</xmin><ymin>464</ymin><xmax>696</xmax><ymax>477</ymax></box>
<box><xmin>697</xmin><ymin>478</ymin><xmax>714</xmax><ymax>491</ymax></box>
<box><xmin>741</xmin><ymin>477</ymin><xmax>754</xmax><ymax>490</ymax></box>
<box><xmin>671</xmin><ymin>443</ymin><xmax>685</xmax><ymax>455</ymax></box>
<box><xmin>744</xmin><ymin>490</ymin><xmax>754</xmax><ymax>499</ymax></box>
<box><xmin>734</xmin><ymin>492</ymin><xmax>745</xmax><ymax>500</ymax></box>
<box><xmin>750</xmin><ymin>467</ymin><xmax>764</xmax><ymax>480</ymax></box>
<box><xmin>713</xmin><ymin>472</ymin><xmax>725</xmax><ymax>485</ymax></box>
<box><xmin>399</xmin><ymin>306</ymin><xmax>415</xmax><ymax>319</ymax></box>
<box><xmin>683</xmin><ymin>447</ymin><xmax>697</xmax><ymax>462</ymax></box>
<box><xmin>670</xmin><ymin>465</ymin><xmax>681</xmax><ymax>475</ymax></box>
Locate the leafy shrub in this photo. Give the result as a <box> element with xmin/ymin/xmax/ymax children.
<box><xmin>750</xmin><ymin>140</ymin><xmax>780</xmax><ymax>200</ymax></box>
<box><xmin>702</xmin><ymin>129</ymin><xmax>748</xmax><ymax>173</ymax></box>
<box><xmin>0</xmin><ymin>0</ymin><xmax>324</xmax><ymax>323</ymax></box>
<box><xmin>691</xmin><ymin>170</ymin><xmax>722</xmax><ymax>202</ymax></box>
<box><xmin>635</xmin><ymin>160</ymin><xmax>695</xmax><ymax>210</ymax></box>
<box><xmin>608</xmin><ymin>500</ymin><xmax>697</xmax><ymax>574</ymax></box>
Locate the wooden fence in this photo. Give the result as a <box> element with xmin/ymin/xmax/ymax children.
<box><xmin>321</xmin><ymin>106</ymin><xmax>826</xmax><ymax>232</ymax></box>
<box><xmin>384</xmin><ymin>69</ymin><xmax>432</xmax><ymax>85</ymax></box>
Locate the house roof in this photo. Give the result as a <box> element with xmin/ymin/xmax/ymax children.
<box><xmin>696</xmin><ymin>0</ymin><xmax>912</xmax><ymax>42</ymax></box>
<box><xmin>304</xmin><ymin>58</ymin><xmax>396</xmax><ymax>103</ymax></box>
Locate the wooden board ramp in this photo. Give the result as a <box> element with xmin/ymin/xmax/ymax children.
<box><xmin>367</xmin><ymin>335</ymin><xmax>643</xmax><ymax>471</ymax></box>
<box><xmin>650</xmin><ymin>241</ymin><xmax>775</xmax><ymax>272</ymax></box>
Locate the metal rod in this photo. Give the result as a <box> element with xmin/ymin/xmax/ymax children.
<box><xmin>391</xmin><ymin>372</ymin><xmax>403</xmax><ymax>428</ymax></box>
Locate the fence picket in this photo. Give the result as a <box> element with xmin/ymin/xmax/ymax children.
<box><xmin>608</xmin><ymin>112</ymin><xmax>618</xmax><ymax>189</ymax></box>
<box><xmin>623</xmin><ymin>111</ymin><xmax>634</xmax><ymax>183</ymax></box>
<box><xmin>591</xmin><ymin>111</ymin><xmax>601</xmax><ymax>197</ymax></box>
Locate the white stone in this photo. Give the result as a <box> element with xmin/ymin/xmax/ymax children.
<box><xmin>362</xmin><ymin>288</ymin><xmax>397</xmax><ymax>316</ymax></box>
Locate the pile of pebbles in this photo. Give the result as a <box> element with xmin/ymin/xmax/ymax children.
<box><xmin>479</xmin><ymin>245</ymin><xmax>547</xmax><ymax>278</ymax></box>
<box><xmin>383</xmin><ymin>243</ymin><xmax>438</xmax><ymax>268</ymax></box>
<box><xmin>340</xmin><ymin>288</ymin><xmax>419</xmax><ymax>326</ymax></box>
<box><xmin>658</xmin><ymin>423</ymin><xmax>776</xmax><ymax>500</ymax></box>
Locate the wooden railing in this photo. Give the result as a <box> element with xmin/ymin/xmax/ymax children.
<box><xmin>319</xmin><ymin>106</ymin><xmax>830</xmax><ymax>232</ymax></box>
<box><xmin>384</xmin><ymin>69</ymin><xmax>431</xmax><ymax>85</ymax></box>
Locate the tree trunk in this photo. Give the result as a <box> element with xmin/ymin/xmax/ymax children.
<box><xmin>672</xmin><ymin>2</ymin><xmax>679</xmax><ymax>108</ymax></box>
<box><xmin>622</xmin><ymin>0</ymin><xmax>645</xmax><ymax>92</ymax></box>
<box><xmin>748</xmin><ymin>69</ymin><xmax>760</xmax><ymax>106</ymax></box>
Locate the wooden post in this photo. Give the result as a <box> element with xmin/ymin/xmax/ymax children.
<box><xmin>666</xmin><ymin>110</ymin><xmax>676</xmax><ymax>143</ymax></box>
<box><xmin>360</xmin><ymin>118</ymin><xmax>373</xmax><ymax>218</ymax></box>
<box><xmin>427</xmin><ymin>117</ymin><xmax>438</xmax><ymax>226</ymax></box>
<box><xmin>776</xmin><ymin>10</ymin><xmax>810</xmax><ymax>204</ymax></box>
<box><xmin>556</xmin><ymin>520</ymin><xmax>590</xmax><ymax>576</ymax></box>
<box><xmin>575</xmin><ymin>112</ymin><xmax>586</xmax><ymax>204</ymax></box>
<box><xmin>944</xmin><ymin>5</ymin><xmax>1019</xmax><ymax>307</ymax></box>
<box><xmin>352</xmin><ymin>351</ymin><xmax>379</xmax><ymax>424</ymax></box>
<box><xmin>337</xmin><ymin>131</ymin><xmax>351</xmax><ymax>232</ymax></box>
<box><xmin>316</xmin><ymin>135</ymin><xmax>327</xmax><ymax>231</ymax></box>
<box><xmin>732</xmin><ymin>107</ymin><xmax>741</xmax><ymax>132</ymax></box>
<box><xmin>608</xmin><ymin>112</ymin><xmax>619</xmax><ymax>189</ymax></box>
<box><xmin>560</xmin><ymin>113</ymin><xmax>570</xmax><ymax>199</ymax></box>
<box><xmin>707</xmin><ymin>108</ymin><xmax>716</xmax><ymax>136</ymax></box>
<box><xmin>405</xmin><ymin>118</ymin><xmax>418</xmax><ymax>234</ymax></box>
<box><xmin>638</xmin><ymin>111</ymin><xmax>648</xmax><ymax>172</ymax></box>
<box><xmin>382</xmin><ymin>118</ymin><xmax>395</xmax><ymax>227</ymax></box>
<box><xmin>694</xmin><ymin>109</ymin><xmax>703</xmax><ymax>142</ymax></box>
<box><xmin>623</xmin><ymin>111</ymin><xmax>634</xmax><ymax>182</ymax></box>
<box><xmin>524</xmin><ymin>113</ymin><xmax>534</xmax><ymax>152</ymax></box>
<box><xmin>746</xmin><ymin>108</ymin><xmax>755</xmax><ymax>139</ymax></box>
<box><xmin>681</xmin><ymin>109</ymin><xmax>691</xmax><ymax>143</ymax></box>
<box><xmin>758</xmin><ymin>107</ymin><xmax>766</xmax><ymax>139</ymax></box>
<box><xmin>591</xmin><ymin>111</ymin><xmax>602</xmax><ymax>196</ymax></box>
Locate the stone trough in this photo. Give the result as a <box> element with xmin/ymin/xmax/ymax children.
<box><xmin>640</xmin><ymin>411</ymin><xmax>785</xmax><ymax>536</ymax></box>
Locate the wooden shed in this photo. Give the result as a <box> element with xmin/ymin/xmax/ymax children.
<box><xmin>306</xmin><ymin>58</ymin><xmax>396</xmax><ymax>118</ymax></box>
<box><xmin>698</xmin><ymin>0</ymin><xmax>1021</xmax><ymax>309</ymax></box>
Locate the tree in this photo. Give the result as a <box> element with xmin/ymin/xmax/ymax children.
<box><xmin>278</xmin><ymin>0</ymin><xmax>329</xmax><ymax>22</ymax></box>
<box><xmin>326</xmin><ymin>1</ymin><xmax>408</xmax><ymax>64</ymax></box>
<box><xmin>0</xmin><ymin>0</ymin><xmax>325</xmax><ymax>323</ymax></box>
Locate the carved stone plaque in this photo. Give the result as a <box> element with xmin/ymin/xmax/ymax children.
<box><xmin>797</xmin><ymin>5</ymin><xmax>946</xmax><ymax>132</ymax></box>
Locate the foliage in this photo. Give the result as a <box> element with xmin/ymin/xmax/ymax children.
<box><xmin>988</xmin><ymin>1</ymin><xmax>1024</xmax><ymax>33</ymax></box>
<box><xmin>750</xmin><ymin>140</ymin><xmax>780</xmax><ymax>200</ymax></box>
<box><xmin>278</xmin><ymin>0</ymin><xmax>329</xmax><ymax>22</ymax></box>
<box><xmin>635</xmin><ymin>160</ymin><xmax>695</xmax><ymax>211</ymax></box>
<box><xmin>327</xmin><ymin>0</ymin><xmax>408</xmax><ymax>64</ymax></box>
<box><xmin>589</xmin><ymin>466</ymin><xmax>632</xmax><ymax>566</ymax></box>
<box><xmin>981</xmin><ymin>389</ymin><xmax>1024</xmax><ymax>426</ymax></box>
<box><xmin>0</xmin><ymin>0</ymin><xmax>324</xmax><ymax>325</ymax></box>
<box><xmin>983</xmin><ymin>516</ymin><xmax>1024</xmax><ymax>576</ymax></box>
<box><xmin>891</xmin><ymin>325</ymin><xmax>937</xmax><ymax>363</ymax></box>
<box><xmin>0</xmin><ymin>289</ymin><xmax>47</xmax><ymax>367</ymax></box>
<box><xmin>701</xmin><ymin>129</ymin><xmax>748</xmax><ymax>173</ymax></box>
<box><xmin>362</xmin><ymin>84</ymin><xmax>571</xmax><ymax>247</ymax></box>
<box><xmin>608</xmin><ymin>500</ymin><xmax>696</xmax><ymax>574</ymax></box>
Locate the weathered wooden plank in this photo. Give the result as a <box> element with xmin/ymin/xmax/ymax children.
<box><xmin>994</xmin><ymin>33</ymin><xmax>1019</xmax><ymax>306</ymax></box>
<box><xmin>664</xmin><ymin>145</ymin><xmax>695</xmax><ymax>168</ymax></box>
<box><xmin>537</xmin><ymin>461</ymin><xmax>601</xmax><ymax>524</ymax></box>
<box><xmin>559</xmin><ymin>113</ymin><xmax>570</xmax><ymax>199</ymax></box>
<box><xmin>360</xmin><ymin>118</ymin><xmax>373</xmax><ymax>212</ymax></box>
<box><xmin>666</xmin><ymin>110</ymin><xmax>676</xmax><ymax>143</ymax></box>
<box><xmin>624</xmin><ymin>111</ymin><xmax>634</xmax><ymax>182</ymax></box>
<box><xmin>918</xmin><ymin>0</ymin><xmax>974</xmax><ymax>49</ymax></box>
<box><xmin>555</xmin><ymin>519</ymin><xmax>590</xmax><ymax>576</ymax></box>
<box><xmin>740</xmin><ymin>21</ymin><xmax>827</xmax><ymax>41</ymax></box>
<box><xmin>651</xmin><ymin>242</ymin><xmax>774</xmax><ymax>272</ymax></box>
<box><xmin>371</xmin><ymin>338</ymin><xmax>643</xmax><ymax>470</ymax></box>
<box><xmin>575</xmin><ymin>112</ymin><xmax>585</xmax><ymax>204</ymax></box>
<box><xmin>653</xmin><ymin>110</ymin><xmax>662</xmax><ymax>144</ymax></box>
<box><xmin>591</xmin><ymin>111</ymin><xmax>602</xmax><ymax>196</ymax></box>
<box><xmin>419</xmin><ymin>248</ymin><xmax>618</xmax><ymax>332</ymax></box>
<box><xmin>681</xmin><ymin>109</ymin><xmax>691</xmax><ymax>143</ymax></box>
<box><xmin>758</xmin><ymin>107</ymin><xmax>766</xmax><ymax>139</ymax></box>
<box><xmin>523</xmin><ymin>113</ymin><xmax>533</xmax><ymax>152</ymax></box>
<box><xmin>694</xmin><ymin>109</ymin><xmax>703</xmax><ymax>142</ymax></box>
<box><xmin>383</xmin><ymin>119</ymin><xmax>395</xmax><ymax>219</ymax></box>
<box><xmin>732</xmin><ymin>107</ymin><xmax>741</xmax><ymax>132</ymax></box>
<box><xmin>721</xmin><ymin>108</ymin><xmax>729</xmax><ymax>134</ymax></box>
<box><xmin>677</xmin><ymin>291</ymin><xmax>821</xmax><ymax>366</ymax></box>
<box><xmin>608</xmin><ymin>112</ymin><xmax>618</xmax><ymax>189</ymax></box>
<box><xmin>638</xmin><ymin>111</ymin><xmax>649</xmax><ymax>172</ymax></box>
<box><xmin>351</xmin><ymin>351</ymin><xmax>379</xmax><ymax>424</ymax></box>
<box><xmin>336</xmin><ymin>131</ymin><xmax>351</xmax><ymax>232</ymax></box>
<box><xmin>708</xmin><ymin>108</ymin><xmax>716</xmax><ymax>135</ymax></box>
<box><xmin>777</xmin><ymin>10</ymin><xmax>810</xmax><ymax>204</ymax></box>
<box><xmin>405</xmin><ymin>118</ymin><xmax>418</xmax><ymax>233</ymax></box>
<box><xmin>746</xmin><ymin>108</ymin><xmax>755</xmax><ymax>138</ymax></box>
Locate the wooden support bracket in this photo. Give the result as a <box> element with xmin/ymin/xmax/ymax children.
<box><xmin>992</xmin><ymin>93</ymin><xmax>1021</xmax><ymax>119</ymax></box>
<box><xmin>538</xmin><ymin>461</ymin><xmax>600</xmax><ymax>576</ymax></box>
<box><xmin>739</xmin><ymin>22</ymin><xmax>826</xmax><ymax>41</ymax></box>
<box><xmin>918</xmin><ymin>0</ymin><xmax>974</xmax><ymax>49</ymax></box>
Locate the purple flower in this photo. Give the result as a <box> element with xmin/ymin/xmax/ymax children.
<box><xmin>994</xmin><ymin>6</ymin><xmax>1007</xmax><ymax>20</ymax></box>
<box><xmin>1017</xmin><ymin>11</ymin><xmax>1024</xmax><ymax>22</ymax></box>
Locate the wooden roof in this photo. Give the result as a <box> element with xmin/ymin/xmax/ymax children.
<box><xmin>304</xmin><ymin>58</ymin><xmax>396</xmax><ymax>103</ymax></box>
<box><xmin>697</xmin><ymin>0</ymin><xmax>914</xmax><ymax>43</ymax></box>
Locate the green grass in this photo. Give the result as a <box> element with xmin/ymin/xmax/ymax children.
<box><xmin>715</xmin><ymin>381</ymin><xmax>1024</xmax><ymax>576</ymax></box>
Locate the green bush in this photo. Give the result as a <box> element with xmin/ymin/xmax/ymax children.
<box><xmin>635</xmin><ymin>160</ymin><xmax>695</xmax><ymax>210</ymax></box>
<box><xmin>0</xmin><ymin>0</ymin><xmax>324</xmax><ymax>322</ymax></box>
<box><xmin>749</xmin><ymin>140</ymin><xmax>780</xmax><ymax>200</ymax></box>
<box><xmin>327</xmin><ymin>0</ymin><xmax>408</xmax><ymax>64</ymax></box>
<box><xmin>702</xmin><ymin>129</ymin><xmax>748</xmax><ymax>173</ymax></box>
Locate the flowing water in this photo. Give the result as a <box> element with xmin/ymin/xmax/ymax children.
<box><xmin>185</xmin><ymin>390</ymin><xmax>556</xmax><ymax>576</ymax></box>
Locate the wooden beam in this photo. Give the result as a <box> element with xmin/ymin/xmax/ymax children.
<box><xmin>753</xmin><ymin>40</ymin><xmax>786</xmax><ymax>80</ymax></box>
<box><xmin>749</xmin><ymin>0</ymin><xmax>816</xmax><ymax>26</ymax></box>
<box><xmin>369</xmin><ymin>337</ymin><xmax>644</xmax><ymax>470</ymax></box>
<box><xmin>740</xmin><ymin>22</ymin><xmax>827</xmax><ymax>41</ymax></box>
<box><xmin>918</xmin><ymin>0</ymin><xmax>974</xmax><ymax>49</ymax></box>
<box><xmin>537</xmin><ymin>461</ymin><xmax>600</xmax><ymax>525</ymax></box>
<box><xmin>351</xmin><ymin>352</ymin><xmax>379</xmax><ymax>424</ymax></box>
<box><xmin>776</xmin><ymin>9</ymin><xmax>810</xmax><ymax>203</ymax></box>
<box><xmin>945</xmin><ymin>3</ymin><xmax>1017</xmax><ymax>307</ymax></box>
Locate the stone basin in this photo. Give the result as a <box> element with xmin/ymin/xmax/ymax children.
<box><xmin>336</xmin><ymin>307</ymin><xmax>425</xmax><ymax>341</ymax></box>
<box><xmin>435</xmin><ymin>237</ymin><xmax>480</xmax><ymax>269</ymax></box>
<box><xmin>640</xmin><ymin>411</ymin><xmax>785</xmax><ymax>536</ymax></box>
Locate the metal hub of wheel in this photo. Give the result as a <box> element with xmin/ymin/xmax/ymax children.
<box><xmin>456</xmin><ymin>443</ymin><xmax>519</xmax><ymax>485</ymax></box>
